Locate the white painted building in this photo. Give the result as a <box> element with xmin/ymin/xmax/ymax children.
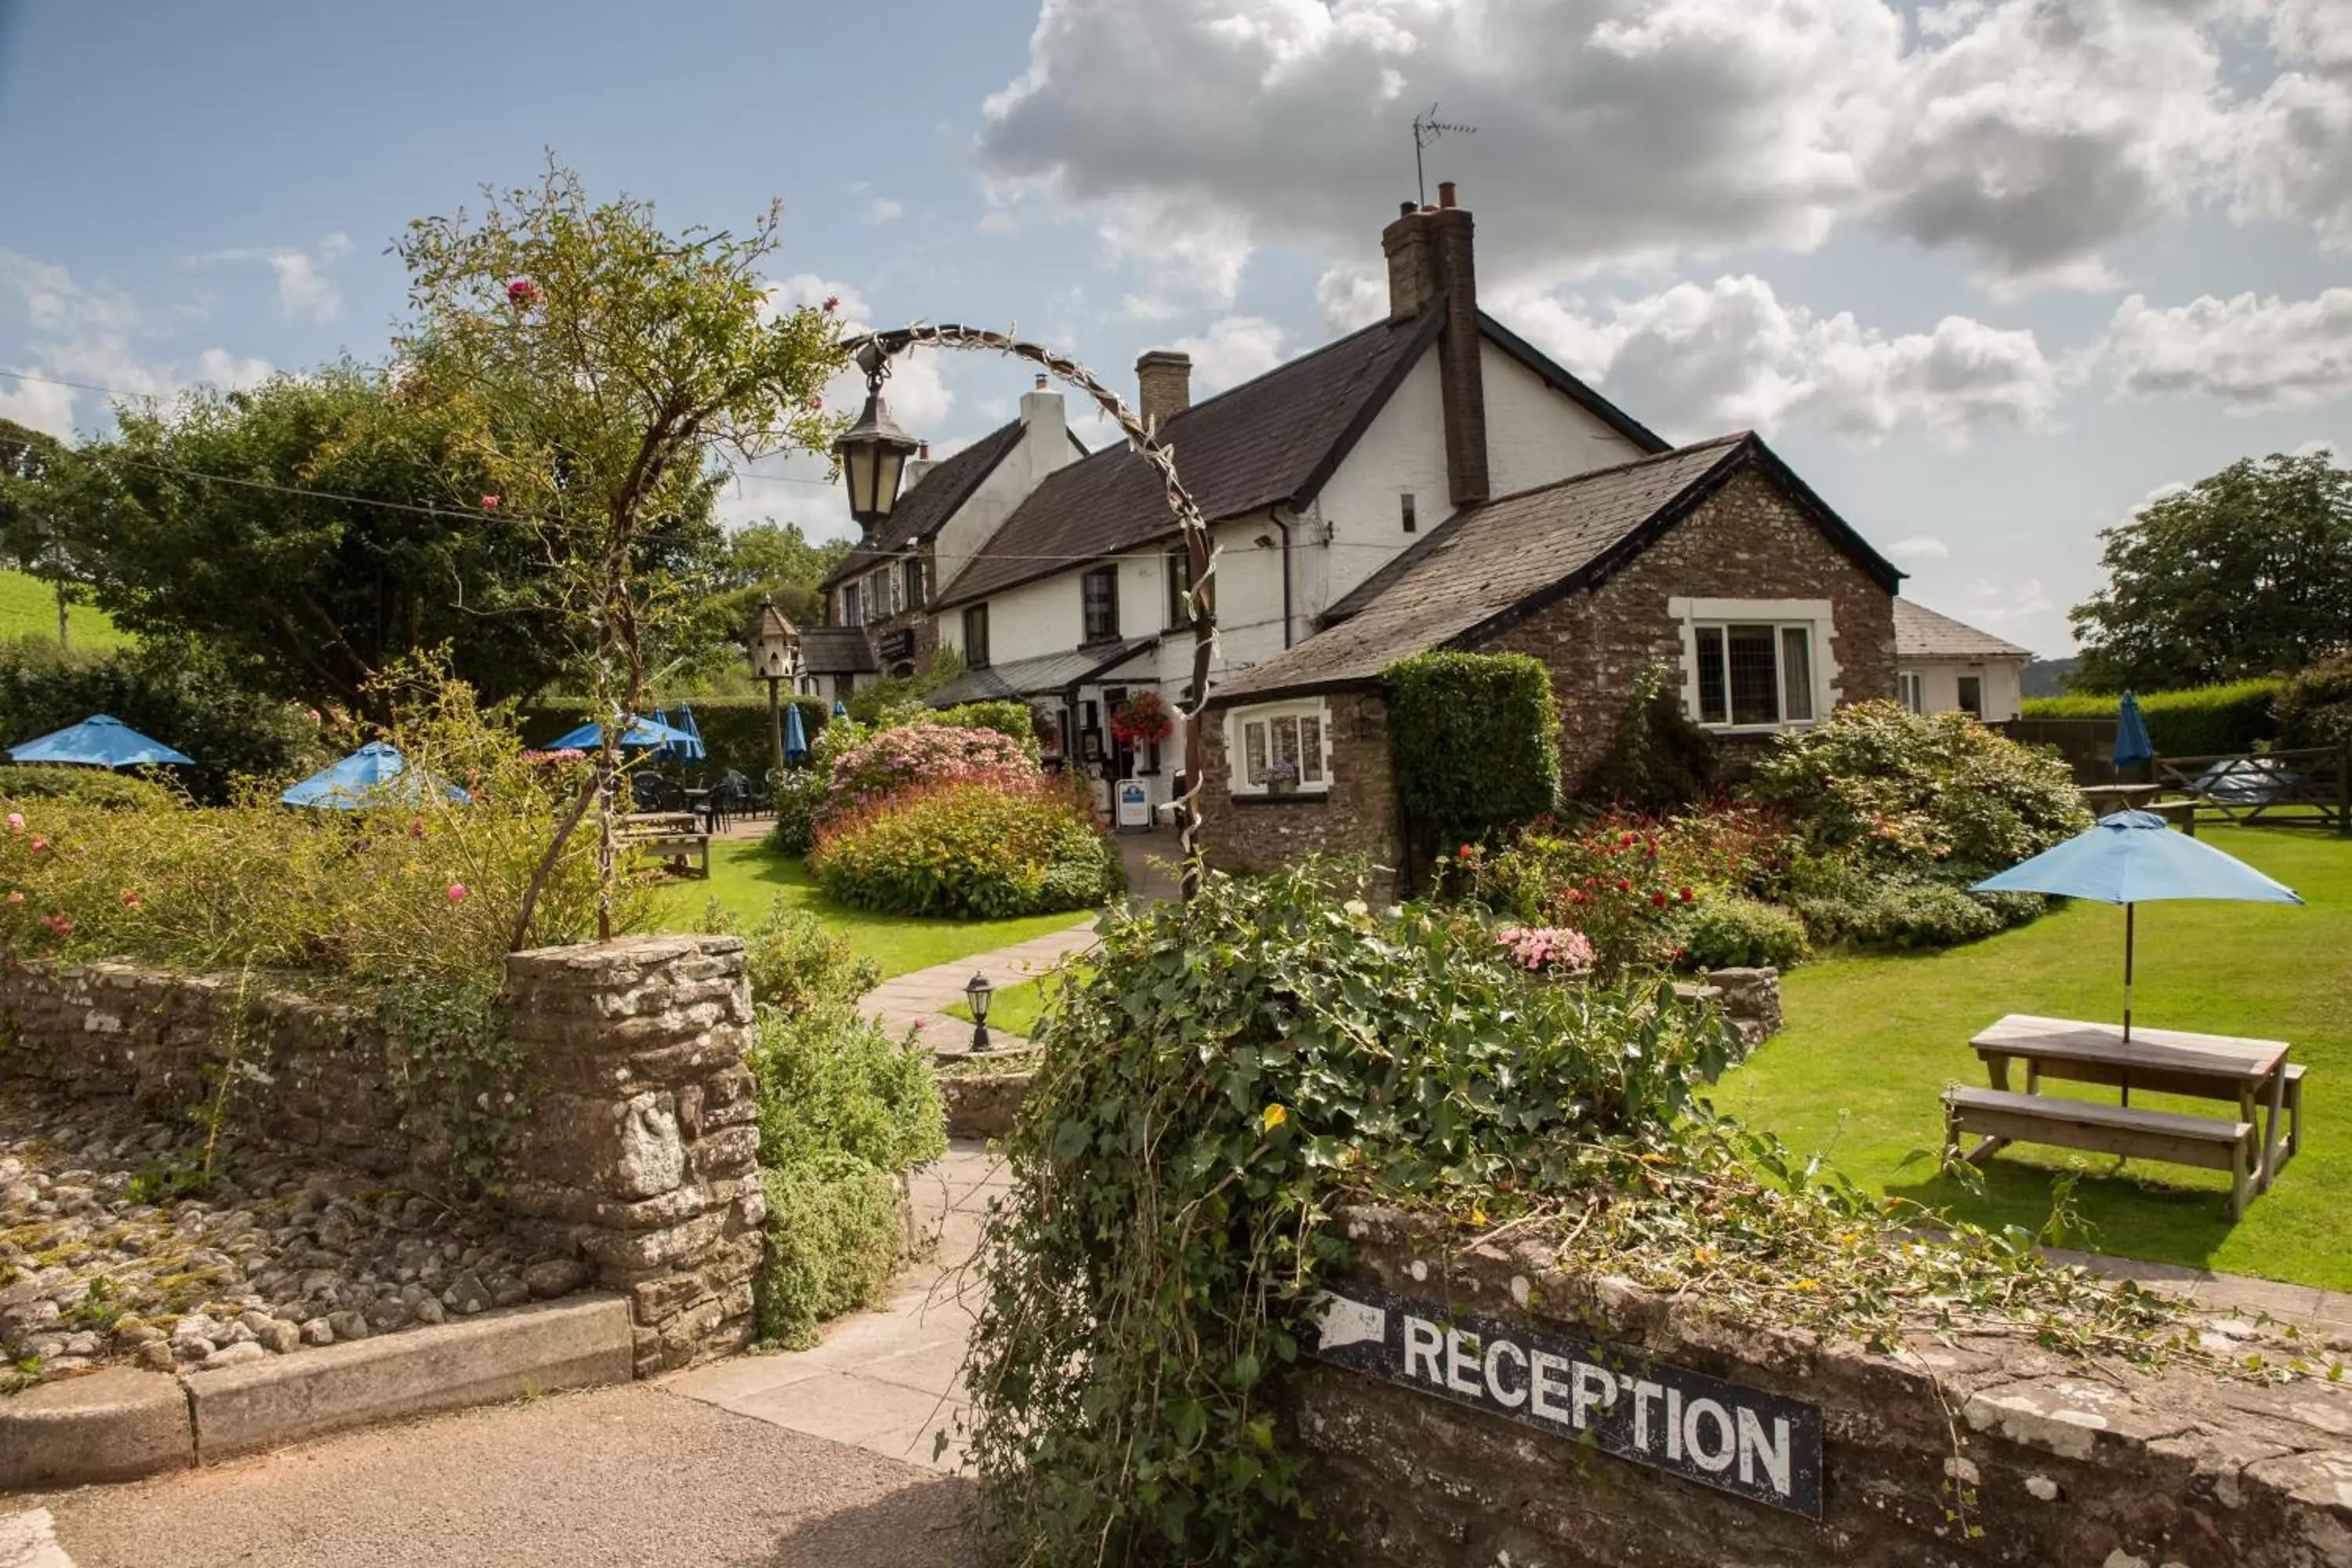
<box><xmin>1893</xmin><ymin>601</ymin><xmax>2033</xmax><ymax>722</ymax></box>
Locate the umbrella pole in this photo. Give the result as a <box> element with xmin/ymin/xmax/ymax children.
<box><xmin>2122</xmin><ymin>902</ymin><xmax>2135</xmax><ymax>1053</ymax></box>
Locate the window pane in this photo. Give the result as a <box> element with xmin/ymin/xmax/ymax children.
<box><xmin>1272</xmin><ymin>717</ymin><xmax>1301</xmax><ymax>775</ymax></box>
<box><xmin>1727</xmin><ymin>625</ymin><xmax>1779</xmax><ymax>725</ymax></box>
<box><xmin>1298</xmin><ymin>714</ymin><xmax>1324</xmax><ymax>782</ymax></box>
<box><xmin>843</xmin><ymin>585</ymin><xmax>861</xmax><ymax>627</ymax></box>
<box><xmin>964</xmin><ymin>606</ymin><xmax>989</xmax><ymax>669</ymax></box>
<box><xmin>1780</xmin><ymin>627</ymin><xmax>1813</xmax><ymax>722</ymax></box>
<box><xmin>1167</xmin><ymin>550</ymin><xmax>1193</xmax><ymax>627</ymax></box>
<box><xmin>1083</xmin><ymin>568</ymin><xmax>1120</xmax><ymax>641</ymax></box>
<box><xmin>903</xmin><ymin>558</ymin><xmax>924</xmax><ymax>608</ymax></box>
<box><xmin>1243</xmin><ymin>722</ymin><xmax>1266</xmax><ymax>785</ymax></box>
<box><xmin>1695</xmin><ymin>626</ymin><xmax>1728</xmax><ymax>724</ymax></box>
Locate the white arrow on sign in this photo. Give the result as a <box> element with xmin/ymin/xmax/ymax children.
<box><xmin>1310</xmin><ymin>1292</ymin><xmax>1386</xmax><ymax>1352</ymax></box>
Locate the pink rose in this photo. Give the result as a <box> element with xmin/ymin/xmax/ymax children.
<box><xmin>446</xmin><ymin>884</ymin><xmax>469</xmax><ymax>903</ymax></box>
<box><xmin>5</xmin><ymin>813</ymin><xmax>20</xmax><ymax>832</ymax></box>
<box><xmin>481</xmin><ymin>494</ymin><xmax>500</xmax><ymax>510</ymax></box>
<box><xmin>29</xmin><ymin>837</ymin><xmax>45</xmax><ymax>852</ymax></box>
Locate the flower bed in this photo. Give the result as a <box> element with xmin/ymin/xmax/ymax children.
<box><xmin>809</xmin><ymin>777</ymin><xmax>1122</xmax><ymax>920</ymax></box>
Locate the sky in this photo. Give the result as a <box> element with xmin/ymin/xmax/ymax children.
<box><xmin>1</xmin><ymin>0</ymin><xmax>2347</xmax><ymax>660</ymax></box>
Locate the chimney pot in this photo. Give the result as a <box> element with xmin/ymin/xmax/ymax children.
<box><xmin>1033</xmin><ymin>373</ymin><xmax>1047</xmax><ymax>390</ymax></box>
<box><xmin>1135</xmin><ymin>350</ymin><xmax>1192</xmax><ymax>433</ymax></box>
<box><xmin>1437</xmin><ymin>180</ymin><xmax>1457</xmax><ymax>209</ymax></box>
<box><xmin>1398</xmin><ymin>200</ymin><xmax>1417</xmax><ymax>216</ymax></box>
<box><xmin>917</xmin><ymin>441</ymin><xmax>930</xmax><ymax>459</ymax></box>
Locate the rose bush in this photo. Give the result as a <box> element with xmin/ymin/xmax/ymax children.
<box><xmin>810</xmin><ymin>777</ymin><xmax>1123</xmax><ymax>919</ymax></box>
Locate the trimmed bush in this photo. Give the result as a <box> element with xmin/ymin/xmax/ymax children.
<box><xmin>1671</xmin><ymin>893</ymin><xmax>1808</xmax><ymax>971</ymax></box>
<box><xmin>0</xmin><ymin>765</ymin><xmax>182</xmax><ymax>811</ymax></box>
<box><xmin>1385</xmin><ymin>651</ymin><xmax>1560</xmax><ymax>855</ymax></box>
<box><xmin>755</xmin><ymin>1152</ymin><xmax>906</xmax><ymax>1348</ymax></box>
<box><xmin>810</xmin><ymin>778</ymin><xmax>1123</xmax><ymax>919</ymax></box>
<box><xmin>2274</xmin><ymin>650</ymin><xmax>2352</xmax><ymax>748</ymax></box>
<box><xmin>2021</xmin><ymin>681</ymin><xmax>2281</xmax><ymax>756</ymax></box>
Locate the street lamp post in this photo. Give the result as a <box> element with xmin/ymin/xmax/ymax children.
<box><xmin>746</xmin><ymin>597</ymin><xmax>801</xmax><ymax>786</ymax></box>
<box><xmin>832</xmin><ymin>323</ymin><xmax>1220</xmax><ymax>900</ymax></box>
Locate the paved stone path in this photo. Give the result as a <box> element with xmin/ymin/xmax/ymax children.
<box><xmin>664</xmin><ymin>1141</ymin><xmax>1003</xmax><ymax>1472</ymax></box>
<box><xmin>863</xmin><ymin>929</ymin><xmax>1100</xmax><ymax>1053</ymax></box>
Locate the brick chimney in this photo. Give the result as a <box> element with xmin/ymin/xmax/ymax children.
<box><xmin>1383</xmin><ymin>181</ymin><xmax>1487</xmax><ymax>506</ymax></box>
<box><xmin>901</xmin><ymin>440</ymin><xmax>935</xmax><ymax>490</ymax></box>
<box><xmin>1136</xmin><ymin>350</ymin><xmax>1192</xmax><ymax>434</ymax></box>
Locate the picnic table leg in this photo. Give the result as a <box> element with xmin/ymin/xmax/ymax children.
<box><xmin>2258</xmin><ymin>1066</ymin><xmax>2288</xmax><ymax>1191</ymax></box>
<box><xmin>1985</xmin><ymin>1051</ymin><xmax>2014</xmax><ymax>1093</ymax></box>
<box><xmin>2227</xmin><ymin>1131</ymin><xmax>2250</xmax><ymax>1221</ymax></box>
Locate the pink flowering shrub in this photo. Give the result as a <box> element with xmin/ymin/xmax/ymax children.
<box><xmin>1494</xmin><ymin>924</ymin><xmax>1595</xmax><ymax>975</ymax></box>
<box><xmin>821</xmin><ymin>722</ymin><xmax>1038</xmax><ymax>824</ymax></box>
<box><xmin>810</xmin><ymin>776</ymin><xmax>1121</xmax><ymax>918</ymax></box>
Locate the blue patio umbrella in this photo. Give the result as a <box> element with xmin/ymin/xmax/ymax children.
<box><xmin>782</xmin><ymin>702</ymin><xmax>809</xmax><ymax>764</ymax></box>
<box><xmin>543</xmin><ymin>714</ymin><xmax>697</xmax><ymax>752</ymax></box>
<box><xmin>668</xmin><ymin>703</ymin><xmax>707</xmax><ymax>767</ymax></box>
<box><xmin>2113</xmin><ymin>690</ymin><xmax>2154</xmax><ymax>773</ymax></box>
<box><xmin>9</xmin><ymin>714</ymin><xmax>193</xmax><ymax>769</ymax></box>
<box><xmin>1973</xmin><ymin>810</ymin><xmax>2301</xmax><ymax>1041</ymax></box>
<box><xmin>832</xmin><ymin>699</ymin><xmax>848</xmax><ymax>720</ymax></box>
<box><xmin>281</xmin><ymin>741</ymin><xmax>471</xmax><ymax>809</ymax></box>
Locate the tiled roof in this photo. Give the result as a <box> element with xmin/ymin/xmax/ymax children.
<box><xmin>931</xmin><ymin>312</ymin><xmax>1446</xmax><ymax>608</ymax></box>
<box><xmin>923</xmin><ymin>639</ymin><xmax>1158</xmax><ymax>706</ymax></box>
<box><xmin>1893</xmin><ymin>600</ymin><xmax>2033</xmax><ymax>660</ymax></box>
<box><xmin>799</xmin><ymin>626</ymin><xmax>877</xmax><ymax>675</ymax></box>
<box><xmin>821</xmin><ymin>420</ymin><xmax>1029</xmax><ymax>590</ymax></box>
<box><xmin>1215</xmin><ymin>430</ymin><xmax>1905</xmax><ymax>702</ymax></box>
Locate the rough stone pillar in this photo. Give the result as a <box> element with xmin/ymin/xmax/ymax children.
<box><xmin>499</xmin><ymin>935</ymin><xmax>764</xmax><ymax>1377</ymax></box>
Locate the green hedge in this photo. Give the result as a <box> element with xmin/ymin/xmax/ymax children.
<box><xmin>2020</xmin><ymin>680</ymin><xmax>2281</xmax><ymax>756</ymax></box>
<box><xmin>0</xmin><ymin>764</ymin><xmax>183</xmax><ymax>811</ymax></box>
<box><xmin>518</xmin><ymin>695</ymin><xmax>833</xmax><ymax>779</ymax></box>
<box><xmin>1385</xmin><ymin>651</ymin><xmax>1560</xmax><ymax>851</ymax></box>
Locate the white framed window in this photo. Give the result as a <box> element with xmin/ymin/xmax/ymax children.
<box><xmin>841</xmin><ymin>583</ymin><xmax>862</xmax><ymax>627</ymax></box>
<box><xmin>1227</xmin><ymin>701</ymin><xmax>1332</xmax><ymax>796</ymax></box>
<box><xmin>1670</xmin><ymin>597</ymin><xmax>1835</xmax><ymax>732</ymax></box>
<box><xmin>1899</xmin><ymin>671</ymin><xmax>1926</xmax><ymax>713</ymax></box>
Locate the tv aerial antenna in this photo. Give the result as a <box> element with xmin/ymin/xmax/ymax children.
<box><xmin>1411</xmin><ymin>103</ymin><xmax>1475</xmax><ymax>206</ymax></box>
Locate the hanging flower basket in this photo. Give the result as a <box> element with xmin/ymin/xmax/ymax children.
<box><xmin>1109</xmin><ymin>691</ymin><xmax>1174</xmax><ymax>746</ymax></box>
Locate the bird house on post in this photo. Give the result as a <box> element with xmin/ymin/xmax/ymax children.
<box><xmin>746</xmin><ymin>598</ymin><xmax>802</xmax><ymax>686</ymax></box>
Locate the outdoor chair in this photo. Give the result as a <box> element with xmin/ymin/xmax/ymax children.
<box><xmin>630</xmin><ymin>771</ymin><xmax>683</xmax><ymax>813</ymax></box>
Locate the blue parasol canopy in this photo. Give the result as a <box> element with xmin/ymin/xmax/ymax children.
<box><xmin>832</xmin><ymin>699</ymin><xmax>848</xmax><ymax>720</ymax></box>
<box><xmin>2113</xmin><ymin>690</ymin><xmax>2154</xmax><ymax>771</ymax></box>
<box><xmin>9</xmin><ymin>714</ymin><xmax>193</xmax><ymax>769</ymax></box>
<box><xmin>667</xmin><ymin>702</ymin><xmax>707</xmax><ymax>766</ymax></box>
<box><xmin>281</xmin><ymin>741</ymin><xmax>471</xmax><ymax>810</ymax></box>
<box><xmin>782</xmin><ymin>702</ymin><xmax>809</xmax><ymax>763</ymax></box>
<box><xmin>543</xmin><ymin>714</ymin><xmax>697</xmax><ymax>752</ymax></box>
<box><xmin>1973</xmin><ymin>810</ymin><xmax>2300</xmax><ymax>1037</ymax></box>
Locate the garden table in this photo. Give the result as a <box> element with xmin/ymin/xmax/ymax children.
<box><xmin>1968</xmin><ymin>1014</ymin><xmax>2296</xmax><ymax>1191</ymax></box>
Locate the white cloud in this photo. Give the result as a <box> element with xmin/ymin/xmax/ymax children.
<box><xmin>863</xmin><ymin>198</ymin><xmax>906</xmax><ymax>224</ymax></box>
<box><xmin>1314</xmin><ymin>266</ymin><xmax>1388</xmax><ymax>334</ymax></box>
<box><xmin>1960</xmin><ymin>575</ymin><xmax>2053</xmax><ymax>628</ymax></box>
<box><xmin>2268</xmin><ymin>0</ymin><xmax>2352</xmax><ymax>71</ymax></box>
<box><xmin>977</xmin><ymin>209</ymin><xmax>1022</xmax><ymax>236</ymax></box>
<box><xmin>1166</xmin><ymin>314</ymin><xmax>1287</xmax><ymax>393</ymax></box>
<box><xmin>0</xmin><ymin>372</ymin><xmax>77</xmax><ymax>441</ymax></box>
<box><xmin>1494</xmin><ymin>273</ymin><xmax>2063</xmax><ymax>445</ymax></box>
<box><xmin>2228</xmin><ymin>71</ymin><xmax>2352</xmax><ymax>252</ymax></box>
<box><xmin>0</xmin><ymin>251</ymin><xmax>275</xmax><ymax>433</ymax></box>
<box><xmin>764</xmin><ymin>271</ymin><xmax>954</xmax><ymax>434</ymax></box>
<box><xmin>181</xmin><ymin>235</ymin><xmax>347</xmax><ymax>321</ymax></box>
<box><xmin>2104</xmin><ymin>288</ymin><xmax>2352</xmax><ymax>412</ymax></box>
<box><xmin>1121</xmin><ymin>293</ymin><xmax>1181</xmax><ymax>321</ymax></box>
<box><xmin>973</xmin><ymin>0</ymin><xmax>2277</xmax><ymax>299</ymax></box>
<box><xmin>1886</xmin><ymin>535</ymin><xmax>1951</xmax><ymax>561</ymax></box>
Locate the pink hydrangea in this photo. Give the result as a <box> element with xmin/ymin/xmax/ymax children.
<box><xmin>822</xmin><ymin>723</ymin><xmax>1037</xmax><ymax>822</ymax></box>
<box><xmin>1494</xmin><ymin>925</ymin><xmax>1596</xmax><ymax>975</ymax></box>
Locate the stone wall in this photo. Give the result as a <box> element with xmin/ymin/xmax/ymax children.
<box><xmin>0</xmin><ymin>934</ymin><xmax>766</xmax><ymax>1378</ymax></box>
<box><xmin>1479</xmin><ymin>465</ymin><xmax>1899</xmax><ymax>795</ymax></box>
<box><xmin>1196</xmin><ymin>688</ymin><xmax>1401</xmax><ymax>899</ymax></box>
<box><xmin>1294</xmin><ymin>1205</ymin><xmax>2352</xmax><ymax>1566</ymax></box>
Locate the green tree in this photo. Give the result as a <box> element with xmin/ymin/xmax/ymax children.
<box><xmin>394</xmin><ymin>161</ymin><xmax>845</xmax><ymax>940</ymax></box>
<box><xmin>0</xmin><ymin>418</ymin><xmax>90</xmax><ymax>649</ymax></box>
<box><xmin>63</xmin><ymin>368</ymin><xmax>588</xmax><ymax>710</ymax></box>
<box><xmin>2071</xmin><ymin>449</ymin><xmax>2352</xmax><ymax>692</ymax></box>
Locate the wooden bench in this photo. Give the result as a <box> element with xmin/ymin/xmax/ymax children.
<box><xmin>620</xmin><ymin>830</ymin><xmax>710</xmax><ymax>878</ymax></box>
<box><xmin>1944</xmin><ymin>1086</ymin><xmax>2256</xmax><ymax>1219</ymax></box>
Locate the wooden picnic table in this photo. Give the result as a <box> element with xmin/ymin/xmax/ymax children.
<box><xmin>2078</xmin><ymin>783</ymin><xmax>2161</xmax><ymax>816</ymax></box>
<box><xmin>1968</xmin><ymin>1013</ymin><xmax>2296</xmax><ymax>1196</ymax></box>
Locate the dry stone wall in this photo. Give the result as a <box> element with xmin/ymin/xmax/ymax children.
<box><xmin>1294</xmin><ymin>1205</ymin><xmax>2352</xmax><ymax>1567</ymax></box>
<box><xmin>0</xmin><ymin>933</ymin><xmax>767</xmax><ymax>1378</ymax></box>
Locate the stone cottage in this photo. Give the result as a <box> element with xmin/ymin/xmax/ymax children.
<box><xmin>1196</xmin><ymin>432</ymin><xmax>1904</xmax><ymax>887</ymax></box>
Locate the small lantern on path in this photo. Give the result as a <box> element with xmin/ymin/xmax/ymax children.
<box><xmin>964</xmin><ymin>973</ymin><xmax>996</xmax><ymax>1055</ymax></box>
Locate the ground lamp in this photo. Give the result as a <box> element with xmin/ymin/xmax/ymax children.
<box><xmin>746</xmin><ymin>597</ymin><xmax>801</xmax><ymax>782</ymax></box>
<box><xmin>964</xmin><ymin>973</ymin><xmax>996</xmax><ymax>1054</ymax></box>
<box><xmin>832</xmin><ymin>340</ymin><xmax>920</xmax><ymax>535</ymax></box>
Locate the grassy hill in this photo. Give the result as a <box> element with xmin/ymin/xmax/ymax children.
<box><xmin>0</xmin><ymin>570</ymin><xmax>132</xmax><ymax>651</ymax></box>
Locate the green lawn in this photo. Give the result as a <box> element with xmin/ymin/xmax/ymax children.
<box><xmin>1719</xmin><ymin>826</ymin><xmax>2352</xmax><ymax>1290</ymax></box>
<box><xmin>945</xmin><ymin>967</ymin><xmax>1092</xmax><ymax>1037</ymax></box>
<box><xmin>648</xmin><ymin>838</ymin><xmax>1094</xmax><ymax>979</ymax></box>
<box><xmin>0</xmin><ymin>571</ymin><xmax>132</xmax><ymax>652</ymax></box>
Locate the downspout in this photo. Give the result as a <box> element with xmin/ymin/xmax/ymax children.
<box><xmin>1270</xmin><ymin>504</ymin><xmax>1297</xmax><ymax>648</ymax></box>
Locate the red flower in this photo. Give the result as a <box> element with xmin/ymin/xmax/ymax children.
<box><xmin>446</xmin><ymin>883</ymin><xmax>469</xmax><ymax>903</ymax></box>
<box><xmin>408</xmin><ymin>816</ymin><xmax>426</xmax><ymax>840</ymax></box>
<box><xmin>28</xmin><ymin>837</ymin><xmax>45</xmax><ymax>852</ymax></box>
<box><xmin>1679</xmin><ymin>887</ymin><xmax>1695</xmax><ymax>902</ymax></box>
<box><xmin>1458</xmin><ymin>844</ymin><xmax>1474</xmax><ymax>859</ymax></box>
<box><xmin>506</xmin><ymin>278</ymin><xmax>540</xmax><ymax>308</ymax></box>
<box><xmin>41</xmin><ymin>913</ymin><xmax>71</xmax><ymax>935</ymax></box>
<box><xmin>1619</xmin><ymin>831</ymin><xmax>1637</xmax><ymax>847</ymax></box>
<box><xmin>1615</xmin><ymin>879</ymin><xmax>1631</xmax><ymax>893</ymax></box>
<box><xmin>822</xmin><ymin>295</ymin><xmax>840</xmax><ymax>313</ymax></box>
<box><xmin>805</xmin><ymin>395</ymin><xmax>822</xmax><ymax>411</ymax></box>
<box><xmin>1650</xmin><ymin>891</ymin><xmax>1668</xmax><ymax>908</ymax></box>
<box><xmin>481</xmin><ymin>494</ymin><xmax>500</xmax><ymax>510</ymax></box>
<box><xmin>120</xmin><ymin>889</ymin><xmax>143</xmax><ymax>909</ymax></box>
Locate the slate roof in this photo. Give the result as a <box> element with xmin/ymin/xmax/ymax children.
<box><xmin>799</xmin><ymin>626</ymin><xmax>878</xmax><ymax>676</ymax></box>
<box><xmin>1213</xmin><ymin>432</ymin><xmax>1901</xmax><ymax>702</ymax></box>
<box><xmin>922</xmin><ymin>639</ymin><xmax>1158</xmax><ymax>706</ymax></box>
<box><xmin>821</xmin><ymin>420</ymin><xmax>1030</xmax><ymax>590</ymax></box>
<box><xmin>1894</xmin><ymin>600</ymin><xmax>2033</xmax><ymax>661</ymax></box>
